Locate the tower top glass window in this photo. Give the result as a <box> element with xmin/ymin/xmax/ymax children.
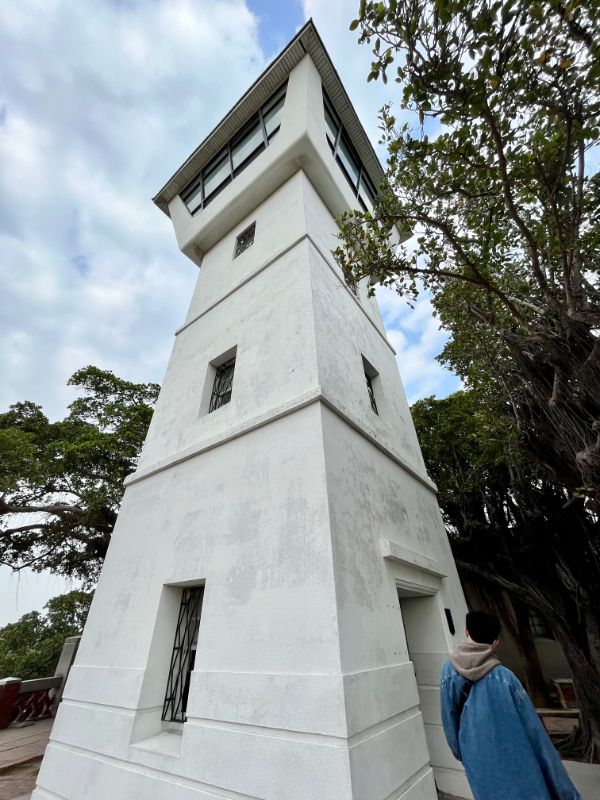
<box><xmin>181</xmin><ymin>84</ymin><xmax>287</xmax><ymax>215</ymax></box>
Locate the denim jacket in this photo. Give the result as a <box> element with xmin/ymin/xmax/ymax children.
<box><xmin>440</xmin><ymin>660</ymin><xmax>581</xmax><ymax>800</ymax></box>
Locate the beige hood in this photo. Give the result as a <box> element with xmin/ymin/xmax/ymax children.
<box><xmin>450</xmin><ymin>641</ymin><xmax>501</xmax><ymax>682</ymax></box>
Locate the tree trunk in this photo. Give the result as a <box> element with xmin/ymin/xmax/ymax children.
<box><xmin>553</xmin><ymin>623</ymin><xmax>600</xmax><ymax>762</ymax></box>
<box><xmin>512</xmin><ymin>599</ymin><xmax>551</xmax><ymax>707</ymax></box>
<box><xmin>456</xmin><ymin>559</ymin><xmax>600</xmax><ymax>760</ymax></box>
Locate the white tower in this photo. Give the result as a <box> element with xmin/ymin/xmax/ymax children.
<box><xmin>34</xmin><ymin>22</ymin><xmax>471</xmax><ymax>800</ymax></box>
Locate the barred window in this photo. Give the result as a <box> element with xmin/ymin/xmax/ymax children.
<box><xmin>209</xmin><ymin>358</ymin><xmax>236</xmax><ymax>412</ymax></box>
<box><xmin>365</xmin><ymin>373</ymin><xmax>378</xmax><ymax>415</ymax></box>
<box><xmin>162</xmin><ymin>586</ymin><xmax>204</xmax><ymax>723</ymax></box>
<box><xmin>235</xmin><ymin>223</ymin><xmax>255</xmax><ymax>258</ymax></box>
<box><xmin>362</xmin><ymin>356</ymin><xmax>380</xmax><ymax>415</ymax></box>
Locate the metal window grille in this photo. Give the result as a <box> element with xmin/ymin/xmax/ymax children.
<box><xmin>365</xmin><ymin>373</ymin><xmax>378</xmax><ymax>415</ymax></box>
<box><xmin>162</xmin><ymin>586</ymin><xmax>204</xmax><ymax>723</ymax></box>
<box><xmin>209</xmin><ymin>358</ymin><xmax>236</xmax><ymax>412</ymax></box>
<box><xmin>235</xmin><ymin>223</ymin><xmax>255</xmax><ymax>258</ymax></box>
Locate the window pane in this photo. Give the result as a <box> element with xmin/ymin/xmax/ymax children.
<box><xmin>324</xmin><ymin>104</ymin><xmax>339</xmax><ymax>147</ymax></box>
<box><xmin>203</xmin><ymin>152</ymin><xmax>231</xmax><ymax>200</ymax></box>
<box><xmin>337</xmin><ymin>136</ymin><xmax>360</xmax><ymax>191</ymax></box>
<box><xmin>359</xmin><ymin>173</ymin><xmax>376</xmax><ymax>210</ymax></box>
<box><xmin>184</xmin><ymin>181</ymin><xmax>203</xmax><ymax>213</ymax></box>
<box><xmin>231</xmin><ymin>121</ymin><xmax>263</xmax><ymax>170</ymax></box>
<box><xmin>263</xmin><ymin>96</ymin><xmax>285</xmax><ymax>139</ymax></box>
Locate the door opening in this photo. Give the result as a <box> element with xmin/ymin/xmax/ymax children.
<box><xmin>397</xmin><ymin>587</ymin><xmax>455</xmax><ymax>795</ymax></box>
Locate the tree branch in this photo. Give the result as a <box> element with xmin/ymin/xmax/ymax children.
<box><xmin>481</xmin><ymin>104</ymin><xmax>551</xmax><ymax>296</ymax></box>
<box><xmin>552</xmin><ymin>2</ymin><xmax>594</xmax><ymax>49</ymax></box>
<box><xmin>1</xmin><ymin>523</ymin><xmax>46</xmax><ymax>536</ymax></box>
<box><xmin>0</xmin><ymin>502</ymin><xmax>86</xmax><ymax>518</ymax></box>
<box><xmin>455</xmin><ymin>558</ymin><xmax>564</xmax><ymax>623</ymax></box>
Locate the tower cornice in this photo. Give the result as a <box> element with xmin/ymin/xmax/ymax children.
<box><xmin>152</xmin><ymin>20</ymin><xmax>385</xmax><ymax>217</ymax></box>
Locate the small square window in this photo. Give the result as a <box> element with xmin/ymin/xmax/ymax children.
<box><xmin>209</xmin><ymin>357</ymin><xmax>235</xmax><ymax>412</ymax></box>
<box><xmin>234</xmin><ymin>223</ymin><xmax>255</xmax><ymax>258</ymax></box>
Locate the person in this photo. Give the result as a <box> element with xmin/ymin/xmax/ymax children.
<box><xmin>440</xmin><ymin>610</ymin><xmax>581</xmax><ymax>800</ymax></box>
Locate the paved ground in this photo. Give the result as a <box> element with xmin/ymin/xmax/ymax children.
<box><xmin>0</xmin><ymin>717</ymin><xmax>596</xmax><ymax>800</ymax></box>
<box><xmin>0</xmin><ymin>719</ymin><xmax>52</xmax><ymax>800</ymax></box>
<box><xmin>0</xmin><ymin>720</ymin><xmax>52</xmax><ymax>773</ymax></box>
<box><xmin>564</xmin><ymin>760</ymin><xmax>600</xmax><ymax>800</ymax></box>
<box><xmin>0</xmin><ymin>761</ymin><xmax>39</xmax><ymax>800</ymax></box>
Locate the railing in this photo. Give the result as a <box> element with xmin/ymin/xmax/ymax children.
<box><xmin>553</xmin><ymin>678</ymin><xmax>578</xmax><ymax>709</ymax></box>
<box><xmin>0</xmin><ymin>635</ymin><xmax>80</xmax><ymax>729</ymax></box>
<box><xmin>12</xmin><ymin>676</ymin><xmax>62</xmax><ymax>724</ymax></box>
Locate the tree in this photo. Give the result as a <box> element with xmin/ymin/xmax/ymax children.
<box><xmin>0</xmin><ymin>590</ymin><xmax>93</xmax><ymax>680</ymax></box>
<box><xmin>412</xmin><ymin>390</ymin><xmax>600</xmax><ymax>759</ymax></box>
<box><xmin>338</xmin><ymin>0</ymin><xmax>600</xmax><ymax>503</ymax></box>
<box><xmin>0</xmin><ymin>367</ymin><xmax>159</xmax><ymax>583</ymax></box>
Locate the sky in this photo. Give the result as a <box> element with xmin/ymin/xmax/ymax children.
<box><xmin>0</xmin><ymin>0</ymin><xmax>460</xmax><ymax>626</ymax></box>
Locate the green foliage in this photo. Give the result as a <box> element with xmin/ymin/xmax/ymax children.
<box><xmin>0</xmin><ymin>590</ymin><xmax>92</xmax><ymax>680</ymax></box>
<box><xmin>338</xmin><ymin>0</ymin><xmax>600</xmax><ymax>501</ymax></box>
<box><xmin>412</xmin><ymin>391</ymin><xmax>520</xmax><ymax>538</ymax></box>
<box><xmin>412</xmin><ymin>389</ymin><xmax>600</xmax><ymax>756</ymax></box>
<box><xmin>0</xmin><ymin>366</ymin><xmax>159</xmax><ymax>583</ymax></box>
<box><xmin>411</xmin><ymin>390</ymin><xmax>595</xmax><ymax>565</ymax></box>
<box><xmin>343</xmin><ymin>10</ymin><xmax>600</xmax><ymax>740</ymax></box>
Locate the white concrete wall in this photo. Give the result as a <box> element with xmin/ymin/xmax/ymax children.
<box><xmin>34</xmin><ymin>48</ymin><xmax>470</xmax><ymax>800</ymax></box>
<box><xmin>139</xmin><ymin>181</ymin><xmax>318</xmax><ymax>471</ymax></box>
<box><xmin>307</xmin><ymin>228</ymin><xmax>425</xmax><ymax>473</ymax></box>
<box><xmin>38</xmin><ymin>406</ymin><xmax>357</xmax><ymax>800</ymax></box>
<box><xmin>139</xmin><ymin>169</ymin><xmax>399</xmax><ymax>476</ymax></box>
<box><xmin>320</xmin><ymin>407</ymin><xmax>469</xmax><ymax>799</ymax></box>
<box><xmin>183</xmin><ymin>171</ymin><xmax>308</xmax><ymax>326</ymax></box>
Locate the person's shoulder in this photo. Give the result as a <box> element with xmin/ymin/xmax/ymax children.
<box><xmin>440</xmin><ymin>658</ymin><xmax>460</xmax><ymax>683</ymax></box>
<box><xmin>486</xmin><ymin>664</ymin><xmax>524</xmax><ymax>690</ymax></box>
<box><xmin>489</xmin><ymin>664</ymin><xmax>518</xmax><ymax>681</ymax></box>
<box><xmin>490</xmin><ymin>664</ymin><xmax>519</xmax><ymax>683</ymax></box>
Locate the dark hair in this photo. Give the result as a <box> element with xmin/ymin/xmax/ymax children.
<box><xmin>466</xmin><ymin>611</ymin><xmax>501</xmax><ymax>645</ymax></box>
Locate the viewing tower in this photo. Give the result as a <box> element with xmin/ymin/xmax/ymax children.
<box><xmin>33</xmin><ymin>21</ymin><xmax>470</xmax><ymax>800</ymax></box>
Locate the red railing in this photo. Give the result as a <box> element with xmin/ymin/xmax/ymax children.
<box><xmin>12</xmin><ymin>677</ymin><xmax>63</xmax><ymax>724</ymax></box>
<box><xmin>0</xmin><ymin>676</ymin><xmax>63</xmax><ymax>728</ymax></box>
<box><xmin>0</xmin><ymin>635</ymin><xmax>80</xmax><ymax>729</ymax></box>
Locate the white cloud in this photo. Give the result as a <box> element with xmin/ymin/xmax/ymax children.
<box><xmin>0</xmin><ymin>0</ymin><xmax>265</xmax><ymax>420</ymax></box>
<box><xmin>376</xmin><ymin>285</ymin><xmax>462</xmax><ymax>403</ymax></box>
<box><xmin>0</xmin><ymin>566</ymin><xmax>73</xmax><ymax>628</ymax></box>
